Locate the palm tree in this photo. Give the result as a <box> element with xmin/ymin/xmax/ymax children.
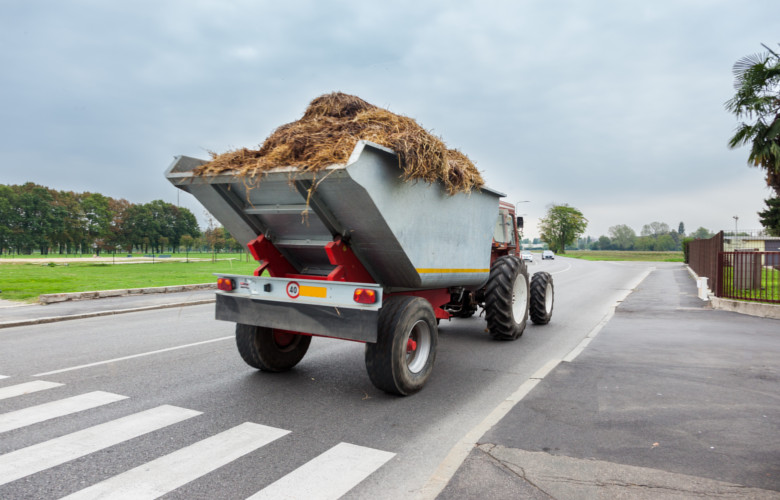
<box><xmin>725</xmin><ymin>43</ymin><xmax>780</xmax><ymax>195</ymax></box>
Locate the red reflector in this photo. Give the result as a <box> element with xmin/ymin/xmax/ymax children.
<box><xmin>353</xmin><ymin>288</ymin><xmax>377</xmax><ymax>304</ymax></box>
<box><xmin>217</xmin><ymin>277</ymin><xmax>235</xmax><ymax>291</ymax></box>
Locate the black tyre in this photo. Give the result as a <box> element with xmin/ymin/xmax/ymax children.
<box><xmin>235</xmin><ymin>324</ymin><xmax>311</xmax><ymax>372</ymax></box>
<box><xmin>530</xmin><ymin>271</ymin><xmax>554</xmax><ymax>325</ymax></box>
<box><xmin>365</xmin><ymin>296</ymin><xmax>438</xmax><ymax>396</ymax></box>
<box><xmin>484</xmin><ymin>256</ymin><xmax>529</xmax><ymax>340</ymax></box>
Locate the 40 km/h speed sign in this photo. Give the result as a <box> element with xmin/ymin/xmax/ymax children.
<box><xmin>286</xmin><ymin>281</ymin><xmax>300</xmax><ymax>299</ymax></box>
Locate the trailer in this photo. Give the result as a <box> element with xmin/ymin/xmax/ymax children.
<box><xmin>166</xmin><ymin>140</ymin><xmax>554</xmax><ymax>395</ymax></box>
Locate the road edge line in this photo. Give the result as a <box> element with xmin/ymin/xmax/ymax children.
<box><xmin>416</xmin><ymin>359</ymin><xmax>560</xmax><ymax>500</ymax></box>
<box><xmin>417</xmin><ymin>266</ymin><xmax>656</xmax><ymax>499</ymax></box>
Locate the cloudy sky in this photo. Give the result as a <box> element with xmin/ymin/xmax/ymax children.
<box><xmin>1</xmin><ymin>0</ymin><xmax>777</xmax><ymax>239</ymax></box>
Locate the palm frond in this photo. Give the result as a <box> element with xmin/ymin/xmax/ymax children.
<box><xmin>733</xmin><ymin>53</ymin><xmax>768</xmax><ymax>78</ymax></box>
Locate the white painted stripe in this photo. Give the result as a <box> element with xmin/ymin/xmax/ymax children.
<box><xmin>563</xmin><ymin>267</ymin><xmax>654</xmax><ymax>363</ymax></box>
<box><xmin>33</xmin><ymin>336</ymin><xmax>233</xmax><ymax>377</ymax></box>
<box><xmin>550</xmin><ymin>263</ymin><xmax>572</xmax><ymax>275</ymax></box>
<box><xmin>0</xmin><ymin>405</ymin><xmax>200</xmax><ymax>486</ymax></box>
<box><xmin>0</xmin><ymin>381</ymin><xmax>63</xmax><ymax>401</ymax></box>
<box><xmin>420</xmin><ymin>265</ymin><xmax>658</xmax><ymax>499</ymax></box>
<box><xmin>0</xmin><ymin>375</ymin><xmax>8</xmax><ymax>380</ymax></box>
<box><xmin>248</xmin><ymin>442</ymin><xmax>395</xmax><ymax>500</ymax></box>
<box><xmin>0</xmin><ymin>391</ymin><xmax>128</xmax><ymax>434</ymax></box>
<box><xmin>63</xmin><ymin>422</ymin><xmax>289</xmax><ymax>500</ymax></box>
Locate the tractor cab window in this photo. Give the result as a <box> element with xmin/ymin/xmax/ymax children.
<box><xmin>493</xmin><ymin>209</ymin><xmax>516</xmax><ymax>246</ymax></box>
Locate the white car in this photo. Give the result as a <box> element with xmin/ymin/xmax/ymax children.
<box><xmin>521</xmin><ymin>251</ymin><xmax>533</xmax><ymax>262</ymax></box>
<box><xmin>542</xmin><ymin>250</ymin><xmax>555</xmax><ymax>260</ymax></box>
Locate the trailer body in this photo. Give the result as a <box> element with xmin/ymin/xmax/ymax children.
<box><xmin>166</xmin><ymin>141</ymin><xmax>553</xmax><ymax>395</ymax></box>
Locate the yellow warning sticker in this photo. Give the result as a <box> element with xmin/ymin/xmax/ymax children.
<box><xmin>299</xmin><ymin>285</ymin><xmax>327</xmax><ymax>298</ymax></box>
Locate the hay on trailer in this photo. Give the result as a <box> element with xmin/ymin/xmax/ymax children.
<box><xmin>195</xmin><ymin>92</ymin><xmax>484</xmax><ymax>194</ymax></box>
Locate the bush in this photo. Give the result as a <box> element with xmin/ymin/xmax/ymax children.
<box><xmin>682</xmin><ymin>237</ymin><xmax>694</xmax><ymax>263</ymax></box>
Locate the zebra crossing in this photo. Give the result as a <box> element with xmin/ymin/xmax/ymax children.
<box><xmin>0</xmin><ymin>378</ymin><xmax>395</xmax><ymax>499</ymax></box>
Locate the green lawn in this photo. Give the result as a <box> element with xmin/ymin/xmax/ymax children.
<box><xmin>0</xmin><ymin>259</ymin><xmax>261</xmax><ymax>302</ymax></box>
<box><xmin>721</xmin><ymin>266</ymin><xmax>780</xmax><ymax>303</ymax></box>
<box><xmin>563</xmin><ymin>250</ymin><xmax>684</xmax><ymax>262</ymax></box>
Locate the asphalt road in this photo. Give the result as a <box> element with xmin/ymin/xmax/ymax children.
<box><xmin>0</xmin><ymin>256</ymin><xmax>658</xmax><ymax>499</ymax></box>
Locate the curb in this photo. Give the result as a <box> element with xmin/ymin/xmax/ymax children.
<box><xmin>710</xmin><ymin>296</ymin><xmax>780</xmax><ymax>320</ymax></box>
<box><xmin>38</xmin><ymin>283</ymin><xmax>216</xmax><ymax>304</ymax></box>
<box><xmin>0</xmin><ymin>299</ymin><xmax>216</xmax><ymax>329</ymax></box>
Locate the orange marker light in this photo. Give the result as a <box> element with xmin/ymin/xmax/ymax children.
<box><xmin>217</xmin><ymin>277</ymin><xmax>235</xmax><ymax>291</ymax></box>
<box><xmin>353</xmin><ymin>288</ymin><xmax>377</xmax><ymax>304</ymax></box>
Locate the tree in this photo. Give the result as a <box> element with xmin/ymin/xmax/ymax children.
<box><xmin>538</xmin><ymin>204</ymin><xmax>588</xmax><ymax>254</ymax></box>
<box><xmin>641</xmin><ymin>222</ymin><xmax>670</xmax><ymax>238</ymax></box>
<box><xmin>597</xmin><ymin>235</ymin><xmax>611</xmax><ymax>250</ymax></box>
<box><xmin>655</xmin><ymin>234</ymin><xmax>676</xmax><ymax>251</ymax></box>
<box><xmin>609</xmin><ymin>224</ymin><xmax>636</xmax><ymax>250</ymax></box>
<box><xmin>81</xmin><ymin>193</ymin><xmax>112</xmax><ymax>255</ymax></box>
<box><xmin>691</xmin><ymin>227</ymin><xmax>713</xmax><ymax>240</ymax></box>
<box><xmin>726</xmin><ymin>43</ymin><xmax>780</xmax><ymax>196</ymax></box>
<box><xmin>0</xmin><ymin>185</ymin><xmax>17</xmax><ymax>254</ymax></box>
<box><xmin>678</xmin><ymin>221</ymin><xmax>685</xmax><ymax>236</ymax></box>
<box><xmin>758</xmin><ymin>197</ymin><xmax>780</xmax><ymax>236</ymax></box>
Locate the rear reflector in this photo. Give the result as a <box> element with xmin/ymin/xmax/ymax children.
<box><xmin>217</xmin><ymin>277</ymin><xmax>235</xmax><ymax>291</ymax></box>
<box><xmin>353</xmin><ymin>288</ymin><xmax>377</xmax><ymax>304</ymax></box>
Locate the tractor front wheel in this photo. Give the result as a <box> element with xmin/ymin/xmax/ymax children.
<box><xmin>484</xmin><ymin>256</ymin><xmax>529</xmax><ymax>340</ymax></box>
<box><xmin>530</xmin><ymin>272</ymin><xmax>554</xmax><ymax>325</ymax></box>
<box><xmin>365</xmin><ymin>296</ymin><xmax>438</xmax><ymax>396</ymax></box>
<box><xmin>235</xmin><ymin>324</ymin><xmax>311</xmax><ymax>372</ymax></box>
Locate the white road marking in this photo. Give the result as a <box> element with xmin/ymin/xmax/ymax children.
<box><xmin>0</xmin><ymin>375</ymin><xmax>8</xmax><ymax>380</ymax></box>
<box><xmin>420</xmin><ymin>266</ymin><xmax>657</xmax><ymax>499</ymax></box>
<box><xmin>0</xmin><ymin>391</ymin><xmax>128</xmax><ymax>434</ymax></box>
<box><xmin>62</xmin><ymin>422</ymin><xmax>290</xmax><ymax>500</ymax></box>
<box><xmin>0</xmin><ymin>380</ymin><xmax>63</xmax><ymax>401</ymax></box>
<box><xmin>33</xmin><ymin>336</ymin><xmax>233</xmax><ymax>377</ymax></box>
<box><xmin>0</xmin><ymin>405</ymin><xmax>201</xmax><ymax>486</ymax></box>
<box><xmin>563</xmin><ymin>266</ymin><xmax>654</xmax><ymax>363</ymax></box>
<box><xmin>248</xmin><ymin>442</ymin><xmax>395</xmax><ymax>500</ymax></box>
<box><xmin>550</xmin><ymin>263</ymin><xmax>572</xmax><ymax>275</ymax></box>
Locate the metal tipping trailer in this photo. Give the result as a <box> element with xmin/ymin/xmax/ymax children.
<box><xmin>166</xmin><ymin>141</ymin><xmax>554</xmax><ymax>395</ymax></box>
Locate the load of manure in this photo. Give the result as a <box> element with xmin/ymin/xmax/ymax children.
<box><xmin>195</xmin><ymin>92</ymin><xmax>484</xmax><ymax>195</ymax></box>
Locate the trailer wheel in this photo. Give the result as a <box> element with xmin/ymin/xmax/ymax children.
<box><xmin>485</xmin><ymin>256</ymin><xmax>529</xmax><ymax>340</ymax></box>
<box><xmin>365</xmin><ymin>296</ymin><xmax>437</xmax><ymax>396</ymax></box>
<box><xmin>235</xmin><ymin>324</ymin><xmax>311</xmax><ymax>372</ymax></box>
<box><xmin>530</xmin><ymin>272</ymin><xmax>554</xmax><ymax>325</ymax></box>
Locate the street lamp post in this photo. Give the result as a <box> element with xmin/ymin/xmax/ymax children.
<box><xmin>733</xmin><ymin>215</ymin><xmax>739</xmax><ymax>250</ymax></box>
<box><xmin>515</xmin><ymin>201</ymin><xmax>530</xmax><ymax>247</ymax></box>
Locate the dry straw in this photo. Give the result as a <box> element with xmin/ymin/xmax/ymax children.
<box><xmin>195</xmin><ymin>92</ymin><xmax>484</xmax><ymax>194</ymax></box>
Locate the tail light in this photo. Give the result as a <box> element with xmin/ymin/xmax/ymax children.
<box><xmin>353</xmin><ymin>288</ymin><xmax>377</xmax><ymax>304</ymax></box>
<box><xmin>217</xmin><ymin>277</ymin><xmax>235</xmax><ymax>291</ymax></box>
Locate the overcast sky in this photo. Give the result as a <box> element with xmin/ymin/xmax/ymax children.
<box><xmin>1</xmin><ymin>0</ymin><xmax>777</xmax><ymax>239</ymax></box>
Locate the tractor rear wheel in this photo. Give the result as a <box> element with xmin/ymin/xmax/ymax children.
<box><xmin>484</xmin><ymin>256</ymin><xmax>529</xmax><ymax>340</ymax></box>
<box><xmin>530</xmin><ymin>271</ymin><xmax>554</xmax><ymax>325</ymax></box>
<box><xmin>236</xmin><ymin>324</ymin><xmax>311</xmax><ymax>372</ymax></box>
<box><xmin>365</xmin><ymin>296</ymin><xmax>438</xmax><ymax>396</ymax></box>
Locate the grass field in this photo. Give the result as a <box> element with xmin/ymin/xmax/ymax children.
<box><xmin>721</xmin><ymin>266</ymin><xmax>780</xmax><ymax>303</ymax></box>
<box><xmin>0</xmin><ymin>258</ymin><xmax>260</xmax><ymax>302</ymax></box>
<box><xmin>563</xmin><ymin>250</ymin><xmax>685</xmax><ymax>262</ymax></box>
<box><xmin>0</xmin><ymin>250</ymin><xmax>686</xmax><ymax>303</ymax></box>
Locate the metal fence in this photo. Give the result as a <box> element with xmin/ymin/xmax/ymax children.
<box><xmin>717</xmin><ymin>251</ymin><xmax>780</xmax><ymax>304</ymax></box>
<box><xmin>688</xmin><ymin>231</ymin><xmax>723</xmax><ymax>286</ymax></box>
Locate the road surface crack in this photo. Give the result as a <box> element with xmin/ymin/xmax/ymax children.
<box><xmin>477</xmin><ymin>443</ymin><xmax>556</xmax><ymax>499</ymax></box>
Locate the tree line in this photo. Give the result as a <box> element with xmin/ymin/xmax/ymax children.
<box><xmin>0</xmin><ymin>183</ymin><xmax>205</xmax><ymax>255</ymax></box>
<box><xmin>585</xmin><ymin>222</ymin><xmax>713</xmax><ymax>252</ymax></box>
<box><xmin>535</xmin><ymin>205</ymin><xmax>712</xmax><ymax>253</ymax></box>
